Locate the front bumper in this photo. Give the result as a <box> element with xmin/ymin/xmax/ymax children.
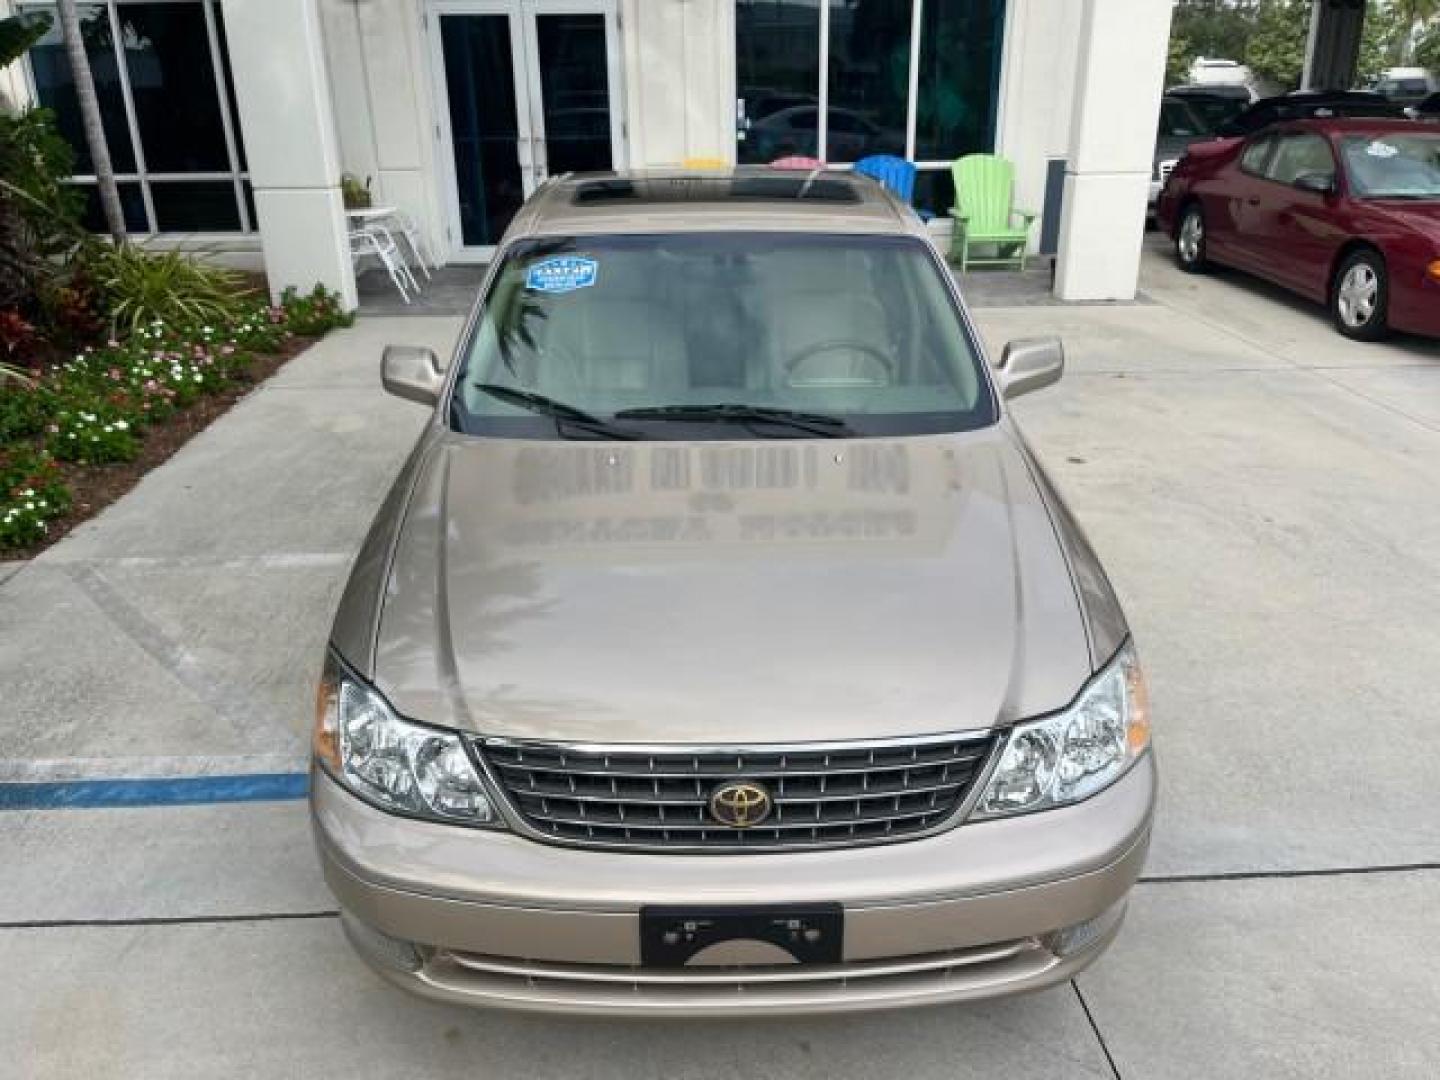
<box><xmin>313</xmin><ymin>753</ymin><xmax>1156</xmax><ymax>1016</ymax></box>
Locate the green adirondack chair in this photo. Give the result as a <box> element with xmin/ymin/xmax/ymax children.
<box><xmin>948</xmin><ymin>154</ymin><xmax>1037</xmax><ymax>271</ymax></box>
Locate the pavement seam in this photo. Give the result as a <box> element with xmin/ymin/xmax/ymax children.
<box><xmin>61</xmin><ymin>563</ymin><xmax>257</xmax><ymax>738</ymax></box>
<box><xmin>1071</xmin><ymin>980</ymin><xmax>1123</xmax><ymax>1080</ymax></box>
<box><xmin>39</xmin><ymin>552</ymin><xmax>350</xmax><ymax>570</ymax></box>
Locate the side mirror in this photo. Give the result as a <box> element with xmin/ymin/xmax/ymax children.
<box><xmin>1294</xmin><ymin>172</ymin><xmax>1335</xmax><ymax>195</ymax></box>
<box><xmin>381</xmin><ymin>345</ymin><xmax>445</xmax><ymax>407</ymax></box>
<box><xmin>996</xmin><ymin>337</ymin><xmax>1064</xmax><ymax>400</ymax></box>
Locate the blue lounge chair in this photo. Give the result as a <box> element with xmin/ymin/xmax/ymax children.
<box><xmin>853</xmin><ymin>155</ymin><xmax>933</xmax><ymax>220</ymax></box>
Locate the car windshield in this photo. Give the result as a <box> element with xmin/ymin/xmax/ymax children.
<box><xmin>1340</xmin><ymin>133</ymin><xmax>1440</xmax><ymax>198</ymax></box>
<box><xmin>1181</xmin><ymin>95</ymin><xmax>1246</xmax><ymax>129</ymax></box>
<box><xmin>449</xmin><ymin>233</ymin><xmax>995</xmax><ymax>440</ymax></box>
<box><xmin>1159</xmin><ymin>100</ymin><xmax>1208</xmax><ymax>139</ymax></box>
<box><xmin>1377</xmin><ymin>79</ymin><xmax>1428</xmax><ymax>97</ymax></box>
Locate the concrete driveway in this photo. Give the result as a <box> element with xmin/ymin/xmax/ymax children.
<box><xmin>2</xmin><ymin>238</ymin><xmax>1438</xmax><ymax>1078</ymax></box>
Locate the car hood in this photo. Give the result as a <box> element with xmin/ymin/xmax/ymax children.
<box><xmin>368</xmin><ymin>431</ymin><xmax>1094</xmax><ymax>744</ymax></box>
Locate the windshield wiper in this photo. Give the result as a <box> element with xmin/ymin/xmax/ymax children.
<box><xmin>472</xmin><ymin>383</ymin><xmax>642</xmax><ymax>441</ymax></box>
<box><xmin>613</xmin><ymin>403</ymin><xmax>854</xmax><ymax>438</ymax></box>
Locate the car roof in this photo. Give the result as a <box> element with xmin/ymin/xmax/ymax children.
<box><xmin>506</xmin><ymin>168</ymin><xmax>930</xmax><ymax>241</ymax></box>
<box><xmin>1169</xmin><ymin>84</ymin><xmax>1249</xmax><ymax>99</ymax></box>
<box><xmin>1264</xmin><ymin>117</ymin><xmax>1436</xmax><ymax>136</ymax></box>
<box><xmin>1218</xmin><ymin>91</ymin><xmax>1406</xmax><ymax>135</ymax></box>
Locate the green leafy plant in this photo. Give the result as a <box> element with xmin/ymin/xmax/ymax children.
<box><xmin>85</xmin><ymin>244</ymin><xmax>257</xmax><ymax>337</ymax></box>
<box><xmin>340</xmin><ymin>173</ymin><xmax>373</xmax><ymax>210</ymax></box>
<box><xmin>0</xmin><ymin>109</ymin><xmax>84</xmax><ymax>255</ymax></box>
<box><xmin>279</xmin><ymin>284</ymin><xmax>354</xmax><ymax>336</ymax></box>
<box><xmin>0</xmin><ymin>12</ymin><xmax>52</xmax><ymax>69</ymax></box>
<box><xmin>1</xmin><ymin>109</ymin><xmax>85</xmax><ymax>321</ymax></box>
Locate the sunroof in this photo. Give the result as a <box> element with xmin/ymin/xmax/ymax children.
<box><xmin>572</xmin><ymin>175</ymin><xmax>862</xmax><ymax>206</ymax></box>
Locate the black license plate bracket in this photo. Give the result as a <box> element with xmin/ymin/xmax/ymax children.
<box><xmin>639</xmin><ymin>904</ymin><xmax>843</xmax><ymax>967</ymax></box>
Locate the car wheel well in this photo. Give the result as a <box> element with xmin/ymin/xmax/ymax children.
<box><xmin>1328</xmin><ymin>242</ymin><xmax>1384</xmax><ymax>302</ymax></box>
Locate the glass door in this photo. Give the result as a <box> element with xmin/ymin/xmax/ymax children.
<box><xmin>523</xmin><ymin>7</ymin><xmax>623</xmax><ymax>178</ymax></box>
<box><xmin>431</xmin><ymin>2</ymin><xmax>533</xmax><ymax>257</ymax></box>
<box><xmin>429</xmin><ymin>0</ymin><xmax>623</xmax><ymax>262</ymax></box>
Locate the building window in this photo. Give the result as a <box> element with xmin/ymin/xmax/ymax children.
<box><xmin>20</xmin><ymin>0</ymin><xmax>252</xmax><ymax>235</ymax></box>
<box><xmin>736</xmin><ymin>0</ymin><xmax>1006</xmax><ymax>215</ymax></box>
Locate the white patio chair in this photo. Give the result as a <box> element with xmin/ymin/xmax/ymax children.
<box><xmin>350</xmin><ymin>226</ymin><xmax>419</xmax><ymax>304</ymax></box>
<box><xmin>386</xmin><ymin>209</ymin><xmax>433</xmax><ymax>279</ymax></box>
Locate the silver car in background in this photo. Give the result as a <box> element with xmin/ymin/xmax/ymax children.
<box><xmin>311</xmin><ymin>169</ymin><xmax>1156</xmax><ymax>1016</ymax></box>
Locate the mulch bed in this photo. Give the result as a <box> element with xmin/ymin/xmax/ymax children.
<box><xmin>6</xmin><ymin>333</ymin><xmax>316</xmax><ymax>560</ymax></box>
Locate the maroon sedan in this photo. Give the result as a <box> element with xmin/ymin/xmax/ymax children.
<box><xmin>1156</xmin><ymin>118</ymin><xmax>1440</xmax><ymax>340</ymax></box>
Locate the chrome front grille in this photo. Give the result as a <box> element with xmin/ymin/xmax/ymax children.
<box><xmin>476</xmin><ymin>734</ymin><xmax>997</xmax><ymax>851</ymax></box>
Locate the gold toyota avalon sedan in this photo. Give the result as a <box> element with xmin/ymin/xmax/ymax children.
<box><xmin>311</xmin><ymin>169</ymin><xmax>1155</xmax><ymax>1016</ymax></box>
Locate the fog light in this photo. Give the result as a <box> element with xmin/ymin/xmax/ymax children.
<box><xmin>1043</xmin><ymin>902</ymin><xmax>1127</xmax><ymax>957</ymax></box>
<box><xmin>342</xmin><ymin>914</ymin><xmax>424</xmax><ymax>973</ymax></box>
<box><xmin>1428</xmin><ymin>260</ymin><xmax>1440</xmax><ymax>283</ymax></box>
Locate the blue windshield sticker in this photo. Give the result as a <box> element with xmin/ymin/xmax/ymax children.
<box><xmin>526</xmin><ymin>256</ymin><xmax>598</xmax><ymax>294</ymax></box>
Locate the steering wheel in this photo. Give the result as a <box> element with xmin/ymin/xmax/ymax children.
<box><xmin>782</xmin><ymin>339</ymin><xmax>895</xmax><ymax>385</ymax></box>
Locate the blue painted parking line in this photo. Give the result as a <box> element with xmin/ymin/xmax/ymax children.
<box><xmin>0</xmin><ymin>772</ymin><xmax>310</xmax><ymax>810</ymax></box>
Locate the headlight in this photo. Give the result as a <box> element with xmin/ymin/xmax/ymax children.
<box><xmin>974</xmin><ymin>642</ymin><xmax>1149</xmax><ymax>818</ymax></box>
<box><xmin>314</xmin><ymin>652</ymin><xmax>502</xmax><ymax>827</ymax></box>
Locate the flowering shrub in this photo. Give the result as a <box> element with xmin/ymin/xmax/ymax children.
<box><xmin>0</xmin><ymin>450</ymin><xmax>70</xmax><ymax>548</ymax></box>
<box><xmin>49</xmin><ymin>409</ymin><xmax>139</xmax><ymax>464</ymax></box>
<box><xmin>0</xmin><ymin>284</ymin><xmax>350</xmax><ymax>550</ymax></box>
<box><xmin>278</xmin><ymin>285</ymin><xmax>355</xmax><ymax>336</ymax></box>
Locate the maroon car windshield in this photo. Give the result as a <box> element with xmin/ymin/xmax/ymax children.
<box><xmin>1339</xmin><ymin>133</ymin><xmax>1440</xmax><ymax>199</ymax></box>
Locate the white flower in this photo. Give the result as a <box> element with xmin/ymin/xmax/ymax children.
<box><xmin>114</xmin><ymin>420</ymin><xmax>129</xmax><ymax>431</ymax></box>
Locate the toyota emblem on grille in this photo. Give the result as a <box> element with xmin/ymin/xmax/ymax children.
<box><xmin>708</xmin><ymin>780</ymin><xmax>773</xmax><ymax>828</ymax></box>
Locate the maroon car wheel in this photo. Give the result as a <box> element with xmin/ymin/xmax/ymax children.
<box><xmin>1176</xmin><ymin>204</ymin><xmax>1208</xmax><ymax>273</ymax></box>
<box><xmin>1331</xmin><ymin>250</ymin><xmax>1390</xmax><ymax>342</ymax></box>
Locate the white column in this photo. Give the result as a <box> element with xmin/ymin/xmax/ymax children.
<box><xmin>623</xmin><ymin>0</ymin><xmax>735</xmax><ymax>167</ymax></box>
<box><xmin>220</xmin><ymin>0</ymin><xmax>356</xmax><ymax>309</ymax></box>
<box><xmin>1053</xmin><ymin>0</ymin><xmax>1173</xmax><ymax>302</ymax></box>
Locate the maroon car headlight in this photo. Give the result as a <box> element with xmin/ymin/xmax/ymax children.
<box><xmin>973</xmin><ymin>642</ymin><xmax>1150</xmax><ymax>819</ymax></box>
<box><xmin>315</xmin><ymin>651</ymin><xmax>503</xmax><ymax>827</ymax></box>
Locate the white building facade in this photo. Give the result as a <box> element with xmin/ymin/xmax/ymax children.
<box><xmin>3</xmin><ymin>0</ymin><xmax>1175</xmax><ymax>304</ymax></box>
